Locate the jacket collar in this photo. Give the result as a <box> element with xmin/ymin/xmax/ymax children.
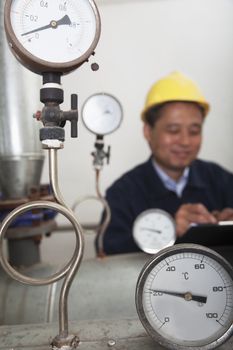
<box><xmin>145</xmin><ymin>157</ymin><xmax>205</xmax><ymax>200</ymax></box>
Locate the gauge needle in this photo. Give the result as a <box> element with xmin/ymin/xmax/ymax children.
<box><xmin>141</xmin><ymin>228</ymin><xmax>162</xmax><ymax>234</ymax></box>
<box><xmin>149</xmin><ymin>289</ymin><xmax>207</xmax><ymax>303</ymax></box>
<box><xmin>21</xmin><ymin>15</ymin><xmax>72</xmax><ymax>36</ymax></box>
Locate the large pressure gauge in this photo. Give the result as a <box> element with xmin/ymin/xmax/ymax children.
<box><xmin>136</xmin><ymin>244</ymin><xmax>233</xmax><ymax>350</ymax></box>
<box><xmin>4</xmin><ymin>0</ymin><xmax>101</xmax><ymax>74</ymax></box>
<box><xmin>133</xmin><ymin>209</ymin><xmax>176</xmax><ymax>254</ymax></box>
<box><xmin>82</xmin><ymin>93</ymin><xmax>123</xmax><ymax>136</ymax></box>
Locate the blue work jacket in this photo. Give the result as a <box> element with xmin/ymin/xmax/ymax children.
<box><xmin>97</xmin><ymin>157</ymin><xmax>233</xmax><ymax>255</ymax></box>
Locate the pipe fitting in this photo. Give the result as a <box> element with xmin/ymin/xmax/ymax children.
<box><xmin>51</xmin><ymin>334</ymin><xmax>80</xmax><ymax>350</ymax></box>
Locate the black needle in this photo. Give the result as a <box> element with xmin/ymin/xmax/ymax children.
<box><xmin>21</xmin><ymin>15</ymin><xmax>72</xmax><ymax>36</ymax></box>
<box><xmin>141</xmin><ymin>227</ymin><xmax>162</xmax><ymax>233</ymax></box>
<box><xmin>149</xmin><ymin>289</ymin><xmax>207</xmax><ymax>303</ymax></box>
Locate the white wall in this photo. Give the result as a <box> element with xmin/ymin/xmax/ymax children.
<box><xmin>41</xmin><ymin>0</ymin><xmax>233</xmax><ymax>225</ymax></box>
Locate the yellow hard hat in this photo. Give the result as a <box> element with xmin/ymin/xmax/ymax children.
<box><xmin>141</xmin><ymin>71</ymin><xmax>210</xmax><ymax>121</ymax></box>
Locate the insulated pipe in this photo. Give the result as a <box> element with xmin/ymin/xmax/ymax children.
<box><xmin>0</xmin><ymin>252</ymin><xmax>149</xmax><ymax>325</ymax></box>
<box><xmin>0</xmin><ymin>246</ymin><xmax>233</xmax><ymax>326</ymax></box>
<box><xmin>0</xmin><ymin>4</ymin><xmax>44</xmax><ymax>199</ymax></box>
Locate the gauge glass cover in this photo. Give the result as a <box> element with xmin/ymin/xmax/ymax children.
<box><xmin>136</xmin><ymin>244</ymin><xmax>233</xmax><ymax>349</ymax></box>
<box><xmin>82</xmin><ymin>93</ymin><xmax>123</xmax><ymax>135</ymax></box>
<box><xmin>5</xmin><ymin>0</ymin><xmax>100</xmax><ymax>72</ymax></box>
<box><xmin>133</xmin><ymin>209</ymin><xmax>176</xmax><ymax>254</ymax></box>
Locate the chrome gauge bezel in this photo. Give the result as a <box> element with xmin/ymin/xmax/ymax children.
<box><xmin>4</xmin><ymin>0</ymin><xmax>101</xmax><ymax>74</ymax></box>
<box><xmin>135</xmin><ymin>244</ymin><xmax>233</xmax><ymax>350</ymax></box>
<box><xmin>81</xmin><ymin>92</ymin><xmax>123</xmax><ymax>136</ymax></box>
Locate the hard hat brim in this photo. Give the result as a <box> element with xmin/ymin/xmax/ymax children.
<box><xmin>141</xmin><ymin>100</ymin><xmax>210</xmax><ymax>122</ymax></box>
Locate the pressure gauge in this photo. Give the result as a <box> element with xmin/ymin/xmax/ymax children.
<box><xmin>133</xmin><ymin>209</ymin><xmax>176</xmax><ymax>254</ymax></box>
<box><xmin>82</xmin><ymin>93</ymin><xmax>123</xmax><ymax>136</ymax></box>
<box><xmin>136</xmin><ymin>244</ymin><xmax>233</xmax><ymax>350</ymax></box>
<box><xmin>4</xmin><ymin>0</ymin><xmax>101</xmax><ymax>74</ymax></box>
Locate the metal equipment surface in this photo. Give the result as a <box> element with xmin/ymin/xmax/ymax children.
<box><xmin>0</xmin><ymin>2</ymin><xmax>44</xmax><ymax>200</ymax></box>
<box><xmin>0</xmin><ymin>318</ymin><xmax>233</xmax><ymax>350</ymax></box>
<box><xmin>0</xmin><ymin>253</ymin><xmax>148</xmax><ymax>325</ymax></box>
<box><xmin>1</xmin><ymin>247</ymin><xmax>233</xmax><ymax>327</ymax></box>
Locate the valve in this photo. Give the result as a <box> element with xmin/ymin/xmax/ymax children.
<box><xmin>37</xmin><ymin>72</ymin><xmax>79</xmax><ymax>143</ymax></box>
<box><xmin>91</xmin><ymin>135</ymin><xmax>111</xmax><ymax>170</ymax></box>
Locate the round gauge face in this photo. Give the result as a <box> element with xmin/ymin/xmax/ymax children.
<box><xmin>136</xmin><ymin>244</ymin><xmax>233</xmax><ymax>350</ymax></box>
<box><xmin>82</xmin><ymin>93</ymin><xmax>123</xmax><ymax>136</ymax></box>
<box><xmin>133</xmin><ymin>209</ymin><xmax>176</xmax><ymax>254</ymax></box>
<box><xmin>4</xmin><ymin>0</ymin><xmax>101</xmax><ymax>73</ymax></box>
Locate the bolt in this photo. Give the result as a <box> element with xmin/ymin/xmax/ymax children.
<box><xmin>107</xmin><ymin>339</ymin><xmax>116</xmax><ymax>347</ymax></box>
<box><xmin>91</xmin><ymin>62</ymin><xmax>99</xmax><ymax>71</ymax></box>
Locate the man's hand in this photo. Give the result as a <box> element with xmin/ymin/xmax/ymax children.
<box><xmin>212</xmin><ymin>208</ymin><xmax>233</xmax><ymax>221</ymax></box>
<box><xmin>175</xmin><ymin>203</ymin><xmax>217</xmax><ymax>237</ymax></box>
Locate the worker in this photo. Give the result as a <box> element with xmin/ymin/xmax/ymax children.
<box><xmin>97</xmin><ymin>71</ymin><xmax>233</xmax><ymax>255</ymax></box>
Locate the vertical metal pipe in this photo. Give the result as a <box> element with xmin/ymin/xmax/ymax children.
<box><xmin>0</xmin><ymin>4</ymin><xmax>44</xmax><ymax>199</ymax></box>
<box><xmin>48</xmin><ymin>149</ymin><xmax>67</xmax><ymax>207</ymax></box>
<box><xmin>48</xmin><ymin>148</ymin><xmax>84</xmax><ymax>336</ymax></box>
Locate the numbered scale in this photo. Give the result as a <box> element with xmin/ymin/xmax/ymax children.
<box><xmin>4</xmin><ymin>0</ymin><xmax>101</xmax><ymax>74</ymax></box>
<box><xmin>136</xmin><ymin>244</ymin><xmax>233</xmax><ymax>350</ymax></box>
<box><xmin>133</xmin><ymin>209</ymin><xmax>176</xmax><ymax>254</ymax></box>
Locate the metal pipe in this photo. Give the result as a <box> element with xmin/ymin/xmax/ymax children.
<box><xmin>72</xmin><ymin>193</ymin><xmax>108</xmax><ymax>256</ymax></box>
<box><xmin>46</xmin><ymin>281</ymin><xmax>58</xmax><ymax>323</ymax></box>
<box><xmin>0</xmin><ymin>151</ymin><xmax>85</xmax><ymax>341</ymax></box>
<box><xmin>0</xmin><ymin>201</ymin><xmax>83</xmax><ymax>286</ymax></box>
<box><xmin>49</xmin><ymin>149</ymin><xmax>67</xmax><ymax>208</ymax></box>
<box><xmin>95</xmin><ymin>169</ymin><xmax>111</xmax><ymax>256</ymax></box>
<box><xmin>48</xmin><ymin>147</ymin><xmax>85</xmax><ymax>335</ymax></box>
<box><xmin>71</xmin><ymin>168</ymin><xmax>111</xmax><ymax>257</ymax></box>
<box><xmin>0</xmin><ymin>3</ymin><xmax>44</xmax><ymax>199</ymax></box>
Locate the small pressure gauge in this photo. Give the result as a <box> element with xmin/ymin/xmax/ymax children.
<box><xmin>136</xmin><ymin>244</ymin><xmax>233</xmax><ymax>350</ymax></box>
<box><xmin>4</xmin><ymin>0</ymin><xmax>101</xmax><ymax>74</ymax></box>
<box><xmin>133</xmin><ymin>209</ymin><xmax>176</xmax><ymax>254</ymax></box>
<box><xmin>82</xmin><ymin>93</ymin><xmax>123</xmax><ymax>136</ymax></box>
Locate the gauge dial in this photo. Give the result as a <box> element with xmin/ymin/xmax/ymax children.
<box><xmin>136</xmin><ymin>244</ymin><xmax>233</xmax><ymax>350</ymax></box>
<box><xmin>133</xmin><ymin>209</ymin><xmax>176</xmax><ymax>254</ymax></box>
<box><xmin>4</xmin><ymin>0</ymin><xmax>101</xmax><ymax>73</ymax></box>
<box><xmin>82</xmin><ymin>93</ymin><xmax>123</xmax><ymax>136</ymax></box>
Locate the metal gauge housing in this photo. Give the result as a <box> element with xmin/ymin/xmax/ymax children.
<box><xmin>4</xmin><ymin>0</ymin><xmax>101</xmax><ymax>74</ymax></box>
<box><xmin>82</xmin><ymin>93</ymin><xmax>123</xmax><ymax>136</ymax></box>
<box><xmin>133</xmin><ymin>209</ymin><xmax>176</xmax><ymax>254</ymax></box>
<box><xmin>136</xmin><ymin>244</ymin><xmax>233</xmax><ymax>350</ymax></box>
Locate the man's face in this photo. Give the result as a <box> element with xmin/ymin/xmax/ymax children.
<box><xmin>144</xmin><ymin>102</ymin><xmax>204</xmax><ymax>179</ymax></box>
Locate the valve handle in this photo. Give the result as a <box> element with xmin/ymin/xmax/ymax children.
<box><xmin>71</xmin><ymin>94</ymin><xmax>78</xmax><ymax>109</ymax></box>
<box><xmin>71</xmin><ymin>94</ymin><xmax>78</xmax><ymax>138</ymax></box>
<box><xmin>106</xmin><ymin>145</ymin><xmax>111</xmax><ymax>164</ymax></box>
